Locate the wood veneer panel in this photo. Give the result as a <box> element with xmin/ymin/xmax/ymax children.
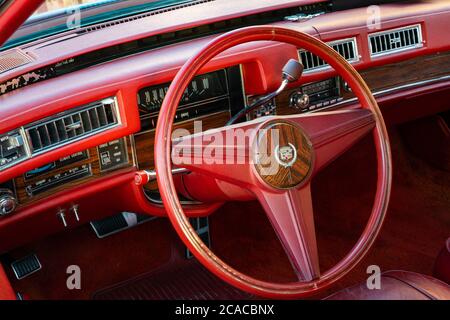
<box><xmin>134</xmin><ymin>111</ymin><xmax>230</xmax><ymax>190</ymax></box>
<box><xmin>14</xmin><ymin>137</ymin><xmax>134</xmax><ymax>206</ymax></box>
<box><xmin>276</xmin><ymin>51</ymin><xmax>450</xmax><ymax>115</ymax></box>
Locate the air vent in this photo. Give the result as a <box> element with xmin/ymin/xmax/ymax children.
<box><xmin>369</xmin><ymin>24</ymin><xmax>423</xmax><ymax>58</ymax></box>
<box><xmin>25</xmin><ymin>97</ymin><xmax>119</xmax><ymax>154</ymax></box>
<box><xmin>299</xmin><ymin>38</ymin><xmax>359</xmax><ymax>72</ymax></box>
<box><xmin>0</xmin><ymin>49</ymin><xmax>34</xmax><ymax>74</ymax></box>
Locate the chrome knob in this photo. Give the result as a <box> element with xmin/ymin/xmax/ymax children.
<box><xmin>0</xmin><ymin>189</ymin><xmax>17</xmax><ymax>216</ymax></box>
<box><xmin>289</xmin><ymin>92</ymin><xmax>310</xmax><ymax>110</ymax></box>
<box><xmin>343</xmin><ymin>81</ymin><xmax>352</xmax><ymax>92</ymax></box>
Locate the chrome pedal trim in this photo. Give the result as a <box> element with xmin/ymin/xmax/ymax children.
<box><xmin>11</xmin><ymin>254</ymin><xmax>42</xmax><ymax>280</ymax></box>
<box><xmin>90</xmin><ymin>212</ymin><xmax>156</xmax><ymax>239</ymax></box>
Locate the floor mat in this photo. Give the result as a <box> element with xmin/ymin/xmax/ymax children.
<box><xmin>93</xmin><ymin>260</ymin><xmax>252</xmax><ymax>300</ymax></box>
<box><xmin>4</xmin><ymin>218</ymin><xmax>176</xmax><ymax>300</ymax></box>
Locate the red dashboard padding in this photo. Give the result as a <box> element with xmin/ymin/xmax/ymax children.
<box><xmin>0</xmin><ymin>264</ymin><xmax>15</xmax><ymax>300</ymax></box>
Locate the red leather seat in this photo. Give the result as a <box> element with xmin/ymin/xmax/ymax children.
<box><xmin>434</xmin><ymin>237</ymin><xmax>450</xmax><ymax>284</ymax></box>
<box><xmin>326</xmin><ymin>271</ymin><xmax>450</xmax><ymax>300</ymax></box>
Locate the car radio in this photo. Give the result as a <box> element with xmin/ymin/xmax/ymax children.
<box><xmin>289</xmin><ymin>77</ymin><xmax>344</xmax><ymax>112</ymax></box>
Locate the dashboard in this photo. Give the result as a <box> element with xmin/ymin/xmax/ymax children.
<box><xmin>0</xmin><ymin>0</ymin><xmax>449</xmax><ymax>252</ymax></box>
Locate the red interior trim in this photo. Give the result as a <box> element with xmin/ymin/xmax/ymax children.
<box><xmin>0</xmin><ymin>0</ymin><xmax>44</xmax><ymax>47</ymax></box>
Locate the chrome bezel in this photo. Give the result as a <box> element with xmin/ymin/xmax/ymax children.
<box><xmin>298</xmin><ymin>37</ymin><xmax>360</xmax><ymax>74</ymax></box>
<box><xmin>368</xmin><ymin>24</ymin><xmax>424</xmax><ymax>58</ymax></box>
<box><xmin>24</xmin><ymin>96</ymin><xmax>121</xmax><ymax>156</ymax></box>
<box><xmin>0</xmin><ymin>129</ymin><xmax>32</xmax><ymax>171</ymax></box>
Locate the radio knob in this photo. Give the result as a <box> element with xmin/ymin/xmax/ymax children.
<box><xmin>289</xmin><ymin>92</ymin><xmax>310</xmax><ymax>110</ymax></box>
<box><xmin>0</xmin><ymin>189</ymin><xmax>17</xmax><ymax>216</ymax></box>
<box><xmin>343</xmin><ymin>81</ymin><xmax>352</xmax><ymax>92</ymax></box>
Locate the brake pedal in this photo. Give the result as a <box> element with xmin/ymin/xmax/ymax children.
<box><xmin>90</xmin><ymin>212</ymin><xmax>156</xmax><ymax>239</ymax></box>
<box><xmin>11</xmin><ymin>254</ymin><xmax>42</xmax><ymax>280</ymax></box>
<box><xmin>186</xmin><ymin>217</ymin><xmax>210</xmax><ymax>259</ymax></box>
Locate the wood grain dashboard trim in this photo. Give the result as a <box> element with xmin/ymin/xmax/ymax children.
<box><xmin>133</xmin><ymin>111</ymin><xmax>230</xmax><ymax>190</ymax></box>
<box><xmin>276</xmin><ymin>51</ymin><xmax>450</xmax><ymax>115</ymax></box>
<box><xmin>14</xmin><ymin>136</ymin><xmax>135</xmax><ymax>206</ymax></box>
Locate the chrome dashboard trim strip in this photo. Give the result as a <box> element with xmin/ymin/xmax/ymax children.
<box><xmin>309</xmin><ymin>74</ymin><xmax>450</xmax><ymax>113</ymax></box>
<box><xmin>129</xmin><ymin>134</ymin><xmax>139</xmax><ymax>169</ymax></box>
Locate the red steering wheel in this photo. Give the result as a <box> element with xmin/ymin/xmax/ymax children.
<box><xmin>154</xmin><ymin>26</ymin><xmax>392</xmax><ymax>298</ymax></box>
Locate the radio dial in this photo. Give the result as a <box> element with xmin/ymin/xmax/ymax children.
<box><xmin>289</xmin><ymin>92</ymin><xmax>310</xmax><ymax>110</ymax></box>
<box><xmin>0</xmin><ymin>189</ymin><xmax>17</xmax><ymax>216</ymax></box>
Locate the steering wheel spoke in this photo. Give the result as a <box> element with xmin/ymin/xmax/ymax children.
<box><xmin>255</xmin><ymin>184</ymin><xmax>320</xmax><ymax>281</ymax></box>
<box><xmin>287</xmin><ymin>109</ymin><xmax>376</xmax><ymax>175</ymax></box>
<box><xmin>171</xmin><ymin>120</ymin><xmax>259</xmax><ymax>186</ymax></box>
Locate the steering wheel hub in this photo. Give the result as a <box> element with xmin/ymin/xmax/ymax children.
<box><xmin>253</xmin><ymin>121</ymin><xmax>313</xmax><ymax>189</ymax></box>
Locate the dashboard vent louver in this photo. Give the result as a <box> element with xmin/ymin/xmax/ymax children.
<box><xmin>299</xmin><ymin>38</ymin><xmax>359</xmax><ymax>72</ymax></box>
<box><xmin>26</xmin><ymin>98</ymin><xmax>119</xmax><ymax>154</ymax></box>
<box><xmin>369</xmin><ymin>24</ymin><xmax>423</xmax><ymax>57</ymax></box>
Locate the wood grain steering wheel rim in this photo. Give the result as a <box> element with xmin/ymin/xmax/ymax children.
<box><xmin>154</xmin><ymin>26</ymin><xmax>392</xmax><ymax>299</ymax></box>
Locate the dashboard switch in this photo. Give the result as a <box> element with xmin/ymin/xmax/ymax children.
<box><xmin>0</xmin><ymin>130</ymin><xmax>29</xmax><ymax>170</ymax></box>
<box><xmin>97</xmin><ymin>138</ymin><xmax>128</xmax><ymax>172</ymax></box>
<box><xmin>71</xmin><ymin>205</ymin><xmax>80</xmax><ymax>222</ymax></box>
<box><xmin>57</xmin><ymin>209</ymin><xmax>68</xmax><ymax>228</ymax></box>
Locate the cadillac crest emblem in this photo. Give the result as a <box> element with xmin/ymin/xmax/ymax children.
<box><xmin>274</xmin><ymin>143</ymin><xmax>297</xmax><ymax>168</ymax></box>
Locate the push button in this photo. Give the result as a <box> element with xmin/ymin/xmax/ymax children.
<box><xmin>97</xmin><ymin>138</ymin><xmax>129</xmax><ymax>172</ymax></box>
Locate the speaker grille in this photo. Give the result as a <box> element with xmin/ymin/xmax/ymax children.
<box><xmin>0</xmin><ymin>49</ymin><xmax>34</xmax><ymax>74</ymax></box>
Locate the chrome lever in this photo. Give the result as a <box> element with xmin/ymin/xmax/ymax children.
<box><xmin>57</xmin><ymin>209</ymin><xmax>68</xmax><ymax>228</ymax></box>
<box><xmin>71</xmin><ymin>205</ymin><xmax>80</xmax><ymax>222</ymax></box>
<box><xmin>134</xmin><ymin>168</ymin><xmax>190</xmax><ymax>186</ymax></box>
<box><xmin>227</xmin><ymin>59</ymin><xmax>304</xmax><ymax>125</ymax></box>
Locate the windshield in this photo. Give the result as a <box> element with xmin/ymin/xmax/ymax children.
<box><xmin>32</xmin><ymin>0</ymin><xmax>107</xmax><ymax>17</ymax></box>
<box><xmin>3</xmin><ymin>0</ymin><xmax>409</xmax><ymax>51</ymax></box>
<box><xmin>2</xmin><ymin>0</ymin><xmax>193</xmax><ymax>51</ymax></box>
